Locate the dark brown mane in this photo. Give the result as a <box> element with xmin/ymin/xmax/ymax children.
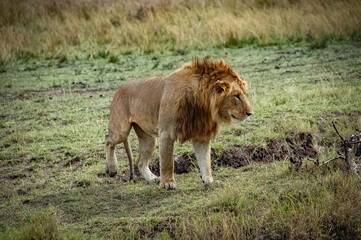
<box><xmin>175</xmin><ymin>57</ymin><xmax>246</xmax><ymax>143</ymax></box>
<box><xmin>176</xmin><ymin>91</ymin><xmax>219</xmax><ymax>143</ymax></box>
<box><xmin>186</xmin><ymin>57</ymin><xmax>237</xmax><ymax>77</ymax></box>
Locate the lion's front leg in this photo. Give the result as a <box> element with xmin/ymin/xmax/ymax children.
<box><xmin>159</xmin><ymin>132</ymin><xmax>176</xmax><ymax>190</ymax></box>
<box><xmin>193</xmin><ymin>140</ymin><xmax>214</xmax><ymax>186</ymax></box>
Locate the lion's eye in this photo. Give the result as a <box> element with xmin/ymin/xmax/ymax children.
<box><xmin>235</xmin><ymin>95</ymin><xmax>241</xmax><ymax>101</ymax></box>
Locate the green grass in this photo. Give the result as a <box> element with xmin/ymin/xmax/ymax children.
<box><xmin>0</xmin><ymin>42</ymin><xmax>361</xmax><ymax>239</ymax></box>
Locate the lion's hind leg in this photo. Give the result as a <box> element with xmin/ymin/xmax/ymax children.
<box><xmin>105</xmin><ymin>133</ymin><xmax>119</xmax><ymax>177</ymax></box>
<box><xmin>105</xmin><ymin>122</ymin><xmax>132</xmax><ymax>177</ymax></box>
<box><xmin>133</xmin><ymin>124</ymin><xmax>160</xmax><ymax>184</ymax></box>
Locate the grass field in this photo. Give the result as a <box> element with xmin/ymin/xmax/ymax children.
<box><xmin>1</xmin><ymin>0</ymin><xmax>361</xmax><ymax>239</ymax></box>
<box><xmin>1</xmin><ymin>41</ymin><xmax>360</xmax><ymax>239</ymax></box>
<box><xmin>1</xmin><ymin>0</ymin><xmax>361</xmax><ymax>62</ymax></box>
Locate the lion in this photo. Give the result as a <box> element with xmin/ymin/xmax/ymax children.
<box><xmin>105</xmin><ymin>57</ymin><xmax>252</xmax><ymax>190</ymax></box>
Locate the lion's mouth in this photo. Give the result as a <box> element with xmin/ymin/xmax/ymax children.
<box><xmin>231</xmin><ymin>114</ymin><xmax>239</xmax><ymax>120</ymax></box>
<box><xmin>232</xmin><ymin>114</ymin><xmax>246</xmax><ymax>121</ymax></box>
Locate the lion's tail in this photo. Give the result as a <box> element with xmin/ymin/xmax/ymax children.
<box><xmin>124</xmin><ymin>139</ymin><xmax>134</xmax><ymax>181</ymax></box>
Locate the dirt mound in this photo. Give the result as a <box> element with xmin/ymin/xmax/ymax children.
<box><xmin>118</xmin><ymin>133</ymin><xmax>318</xmax><ymax>181</ymax></box>
<box><xmin>286</xmin><ymin>132</ymin><xmax>318</xmax><ymax>164</ymax></box>
<box><xmin>149</xmin><ymin>153</ymin><xmax>196</xmax><ymax>176</ymax></box>
<box><xmin>218</xmin><ymin>132</ymin><xmax>317</xmax><ymax>168</ymax></box>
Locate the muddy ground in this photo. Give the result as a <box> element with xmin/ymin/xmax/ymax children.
<box><xmin>119</xmin><ymin>132</ymin><xmax>318</xmax><ymax>181</ymax></box>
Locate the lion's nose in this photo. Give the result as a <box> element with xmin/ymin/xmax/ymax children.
<box><xmin>246</xmin><ymin>112</ymin><xmax>253</xmax><ymax>116</ymax></box>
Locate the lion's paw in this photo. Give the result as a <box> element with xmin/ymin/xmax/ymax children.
<box><xmin>105</xmin><ymin>164</ymin><xmax>117</xmax><ymax>177</ymax></box>
<box><xmin>147</xmin><ymin>177</ymin><xmax>160</xmax><ymax>184</ymax></box>
<box><xmin>160</xmin><ymin>181</ymin><xmax>177</xmax><ymax>190</ymax></box>
<box><xmin>201</xmin><ymin>176</ymin><xmax>214</xmax><ymax>186</ymax></box>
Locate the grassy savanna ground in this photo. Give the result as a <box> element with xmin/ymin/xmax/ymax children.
<box><xmin>1</xmin><ymin>0</ymin><xmax>361</xmax><ymax>63</ymax></box>
<box><xmin>1</xmin><ymin>0</ymin><xmax>361</xmax><ymax>239</ymax></box>
<box><xmin>1</xmin><ymin>42</ymin><xmax>361</xmax><ymax>239</ymax></box>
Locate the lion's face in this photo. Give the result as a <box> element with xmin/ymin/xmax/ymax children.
<box><xmin>215</xmin><ymin>76</ymin><xmax>252</xmax><ymax>123</ymax></box>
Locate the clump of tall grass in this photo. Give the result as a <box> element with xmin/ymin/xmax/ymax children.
<box><xmin>173</xmin><ymin>170</ymin><xmax>361</xmax><ymax>239</ymax></box>
<box><xmin>1</xmin><ymin>0</ymin><xmax>361</xmax><ymax>62</ymax></box>
<box><xmin>0</xmin><ymin>210</ymin><xmax>60</xmax><ymax>240</ymax></box>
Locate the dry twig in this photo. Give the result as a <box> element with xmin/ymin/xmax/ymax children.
<box><xmin>293</xmin><ymin>122</ymin><xmax>361</xmax><ymax>179</ymax></box>
<box><xmin>325</xmin><ymin>121</ymin><xmax>361</xmax><ymax>180</ymax></box>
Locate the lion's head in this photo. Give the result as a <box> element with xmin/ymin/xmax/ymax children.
<box><xmin>176</xmin><ymin>58</ymin><xmax>252</xmax><ymax>143</ymax></box>
<box><xmin>213</xmin><ymin>75</ymin><xmax>252</xmax><ymax>124</ymax></box>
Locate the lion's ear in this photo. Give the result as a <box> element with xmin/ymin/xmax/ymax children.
<box><xmin>215</xmin><ymin>80</ymin><xmax>231</xmax><ymax>93</ymax></box>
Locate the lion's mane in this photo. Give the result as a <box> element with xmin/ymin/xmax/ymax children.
<box><xmin>175</xmin><ymin>58</ymin><xmax>247</xmax><ymax>143</ymax></box>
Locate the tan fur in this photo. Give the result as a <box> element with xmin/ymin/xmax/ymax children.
<box><xmin>105</xmin><ymin>58</ymin><xmax>252</xmax><ymax>189</ymax></box>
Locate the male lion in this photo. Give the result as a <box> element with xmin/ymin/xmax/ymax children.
<box><xmin>105</xmin><ymin>58</ymin><xmax>252</xmax><ymax>189</ymax></box>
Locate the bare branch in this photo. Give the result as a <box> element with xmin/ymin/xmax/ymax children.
<box><xmin>323</xmin><ymin>157</ymin><xmax>341</xmax><ymax>165</ymax></box>
<box><xmin>322</xmin><ymin>122</ymin><xmax>360</xmax><ymax>180</ymax></box>
<box><xmin>332</xmin><ymin>121</ymin><xmax>344</xmax><ymax>141</ymax></box>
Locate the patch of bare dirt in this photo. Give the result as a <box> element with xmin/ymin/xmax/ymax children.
<box><xmin>219</xmin><ymin>132</ymin><xmax>317</xmax><ymax>168</ymax></box>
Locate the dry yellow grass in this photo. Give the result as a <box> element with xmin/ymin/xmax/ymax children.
<box><xmin>1</xmin><ymin>0</ymin><xmax>361</xmax><ymax>62</ymax></box>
